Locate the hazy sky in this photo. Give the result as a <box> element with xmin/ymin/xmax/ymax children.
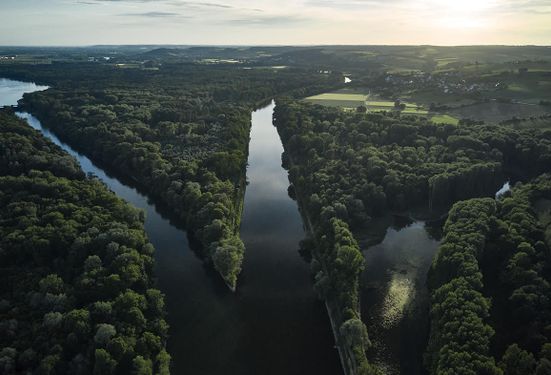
<box><xmin>1</xmin><ymin>0</ymin><xmax>550</xmax><ymax>45</ymax></box>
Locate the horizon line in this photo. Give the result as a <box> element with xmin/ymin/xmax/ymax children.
<box><xmin>1</xmin><ymin>43</ymin><xmax>551</xmax><ymax>48</ymax></box>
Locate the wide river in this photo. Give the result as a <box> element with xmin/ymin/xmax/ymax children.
<box><xmin>0</xmin><ymin>79</ymin><xmax>341</xmax><ymax>375</ymax></box>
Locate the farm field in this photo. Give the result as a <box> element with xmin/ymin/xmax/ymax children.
<box><xmin>305</xmin><ymin>91</ymin><xmax>431</xmax><ymax>116</ymax></box>
<box><xmin>304</xmin><ymin>92</ymin><xmax>367</xmax><ymax>107</ymax></box>
<box><xmin>430</xmin><ymin>114</ymin><xmax>459</xmax><ymax>125</ymax></box>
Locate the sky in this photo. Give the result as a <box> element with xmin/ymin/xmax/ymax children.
<box><xmin>1</xmin><ymin>0</ymin><xmax>550</xmax><ymax>46</ymax></box>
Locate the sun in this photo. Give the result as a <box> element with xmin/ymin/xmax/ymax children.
<box><xmin>430</xmin><ymin>0</ymin><xmax>496</xmax><ymax>13</ymax></box>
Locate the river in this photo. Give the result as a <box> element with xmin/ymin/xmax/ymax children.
<box><xmin>0</xmin><ymin>79</ymin><xmax>341</xmax><ymax>375</ymax></box>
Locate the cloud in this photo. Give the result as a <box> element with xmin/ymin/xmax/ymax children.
<box><xmin>178</xmin><ymin>1</ymin><xmax>232</xmax><ymax>8</ymax></box>
<box><xmin>306</xmin><ymin>0</ymin><xmax>551</xmax><ymax>14</ymax></box>
<box><xmin>223</xmin><ymin>15</ymin><xmax>306</xmax><ymax>26</ymax></box>
<box><xmin>118</xmin><ymin>11</ymin><xmax>183</xmax><ymax>17</ymax></box>
<box><xmin>305</xmin><ymin>0</ymin><xmax>401</xmax><ymax>10</ymax></box>
<box><xmin>80</xmin><ymin>0</ymin><xmax>232</xmax><ymax>6</ymax></box>
<box><xmin>501</xmin><ymin>0</ymin><xmax>551</xmax><ymax>14</ymax></box>
<box><xmin>85</xmin><ymin>0</ymin><xmax>163</xmax><ymax>2</ymax></box>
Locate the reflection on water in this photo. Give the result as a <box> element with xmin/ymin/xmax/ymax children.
<box><xmin>360</xmin><ymin>218</ymin><xmax>441</xmax><ymax>375</ymax></box>
<box><xmin>2</xmin><ymin>81</ymin><xmax>341</xmax><ymax>375</ymax></box>
<box><xmin>0</xmin><ymin>78</ymin><xmax>48</xmax><ymax>106</ymax></box>
<box><xmin>380</xmin><ymin>275</ymin><xmax>414</xmax><ymax>329</ymax></box>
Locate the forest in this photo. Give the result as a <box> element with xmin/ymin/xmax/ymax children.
<box><xmin>0</xmin><ymin>62</ymin><xmax>341</xmax><ymax>289</ymax></box>
<box><xmin>273</xmin><ymin>99</ymin><xmax>551</xmax><ymax>373</ymax></box>
<box><xmin>427</xmin><ymin>175</ymin><xmax>551</xmax><ymax>375</ymax></box>
<box><xmin>0</xmin><ymin>110</ymin><xmax>169</xmax><ymax>374</ymax></box>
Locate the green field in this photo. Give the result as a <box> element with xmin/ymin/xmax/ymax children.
<box><xmin>305</xmin><ymin>92</ymin><xmax>432</xmax><ymax>116</ymax></box>
<box><xmin>366</xmin><ymin>100</ymin><xmax>395</xmax><ymax>107</ymax></box>
<box><xmin>402</xmin><ymin>108</ymin><xmax>429</xmax><ymax>115</ymax></box>
<box><xmin>305</xmin><ymin>92</ymin><xmax>367</xmax><ymax>108</ymax></box>
<box><xmin>435</xmin><ymin>57</ymin><xmax>459</xmax><ymax>67</ymax></box>
<box><xmin>366</xmin><ymin>101</ymin><xmax>417</xmax><ymax>109</ymax></box>
<box><xmin>430</xmin><ymin>114</ymin><xmax>459</xmax><ymax>125</ymax></box>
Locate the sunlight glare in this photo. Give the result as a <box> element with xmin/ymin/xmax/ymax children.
<box><xmin>426</xmin><ymin>0</ymin><xmax>495</xmax><ymax>30</ymax></box>
<box><xmin>429</xmin><ymin>0</ymin><xmax>495</xmax><ymax>13</ymax></box>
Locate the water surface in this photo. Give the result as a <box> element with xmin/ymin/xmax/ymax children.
<box><xmin>361</xmin><ymin>181</ymin><xmax>510</xmax><ymax>374</ymax></box>
<box><xmin>360</xmin><ymin>217</ymin><xmax>441</xmax><ymax>375</ymax></box>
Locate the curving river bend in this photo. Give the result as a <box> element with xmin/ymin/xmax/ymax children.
<box><xmin>0</xmin><ymin>78</ymin><xmax>341</xmax><ymax>375</ymax></box>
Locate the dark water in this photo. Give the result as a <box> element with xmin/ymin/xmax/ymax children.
<box><xmin>1</xmin><ymin>80</ymin><xmax>341</xmax><ymax>375</ymax></box>
<box><xmin>360</xmin><ymin>218</ymin><xmax>441</xmax><ymax>375</ymax></box>
<box><xmin>360</xmin><ymin>181</ymin><xmax>510</xmax><ymax>374</ymax></box>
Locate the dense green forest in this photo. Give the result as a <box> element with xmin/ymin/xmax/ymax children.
<box><xmin>273</xmin><ymin>99</ymin><xmax>551</xmax><ymax>373</ymax></box>
<box><xmin>0</xmin><ymin>63</ymin><xmax>341</xmax><ymax>289</ymax></box>
<box><xmin>427</xmin><ymin>175</ymin><xmax>551</xmax><ymax>375</ymax></box>
<box><xmin>0</xmin><ymin>111</ymin><xmax>169</xmax><ymax>374</ymax></box>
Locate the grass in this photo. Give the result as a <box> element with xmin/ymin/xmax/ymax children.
<box><xmin>305</xmin><ymin>92</ymin><xmax>432</xmax><ymax>116</ymax></box>
<box><xmin>367</xmin><ymin>101</ymin><xmax>418</xmax><ymax>108</ymax></box>
<box><xmin>435</xmin><ymin>57</ymin><xmax>458</xmax><ymax>67</ymax></box>
<box><xmin>304</xmin><ymin>92</ymin><xmax>367</xmax><ymax>108</ymax></box>
<box><xmin>402</xmin><ymin>108</ymin><xmax>429</xmax><ymax>115</ymax></box>
<box><xmin>366</xmin><ymin>101</ymin><xmax>395</xmax><ymax>107</ymax></box>
<box><xmin>306</xmin><ymin>93</ymin><xmax>367</xmax><ymax>101</ymax></box>
<box><xmin>507</xmin><ymin>83</ymin><xmax>530</xmax><ymax>92</ymax></box>
<box><xmin>431</xmin><ymin>114</ymin><xmax>459</xmax><ymax>125</ymax></box>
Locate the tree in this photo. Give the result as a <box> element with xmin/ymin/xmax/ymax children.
<box><xmin>500</xmin><ymin>344</ymin><xmax>536</xmax><ymax>375</ymax></box>
<box><xmin>94</xmin><ymin>349</ymin><xmax>117</xmax><ymax>375</ymax></box>
<box><xmin>94</xmin><ymin>324</ymin><xmax>116</xmax><ymax>347</ymax></box>
<box><xmin>132</xmin><ymin>356</ymin><xmax>153</xmax><ymax>375</ymax></box>
<box><xmin>39</xmin><ymin>274</ymin><xmax>64</xmax><ymax>294</ymax></box>
<box><xmin>340</xmin><ymin>318</ymin><xmax>371</xmax><ymax>348</ymax></box>
<box><xmin>537</xmin><ymin>359</ymin><xmax>551</xmax><ymax>375</ymax></box>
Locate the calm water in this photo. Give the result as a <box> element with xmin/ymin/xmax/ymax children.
<box><xmin>361</xmin><ymin>182</ymin><xmax>510</xmax><ymax>374</ymax></box>
<box><xmin>1</xmin><ymin>80</ymin><xmax>341</xmax><ymax>375</ymax></box>
<box><xmin>360</xmin><ymin>218</ymin><xmax>441</xmax><ymax>375</ymax></box>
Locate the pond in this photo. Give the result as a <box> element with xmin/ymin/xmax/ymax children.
<box><xmin>360</xmin><ymin>217</ymin><xmax>442</xmax><ymax>375</ymax></box>
<box><xmin>360</xmin><ymin>181</ymin><xmax>511</xmax><ymax>374</ymax></box>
